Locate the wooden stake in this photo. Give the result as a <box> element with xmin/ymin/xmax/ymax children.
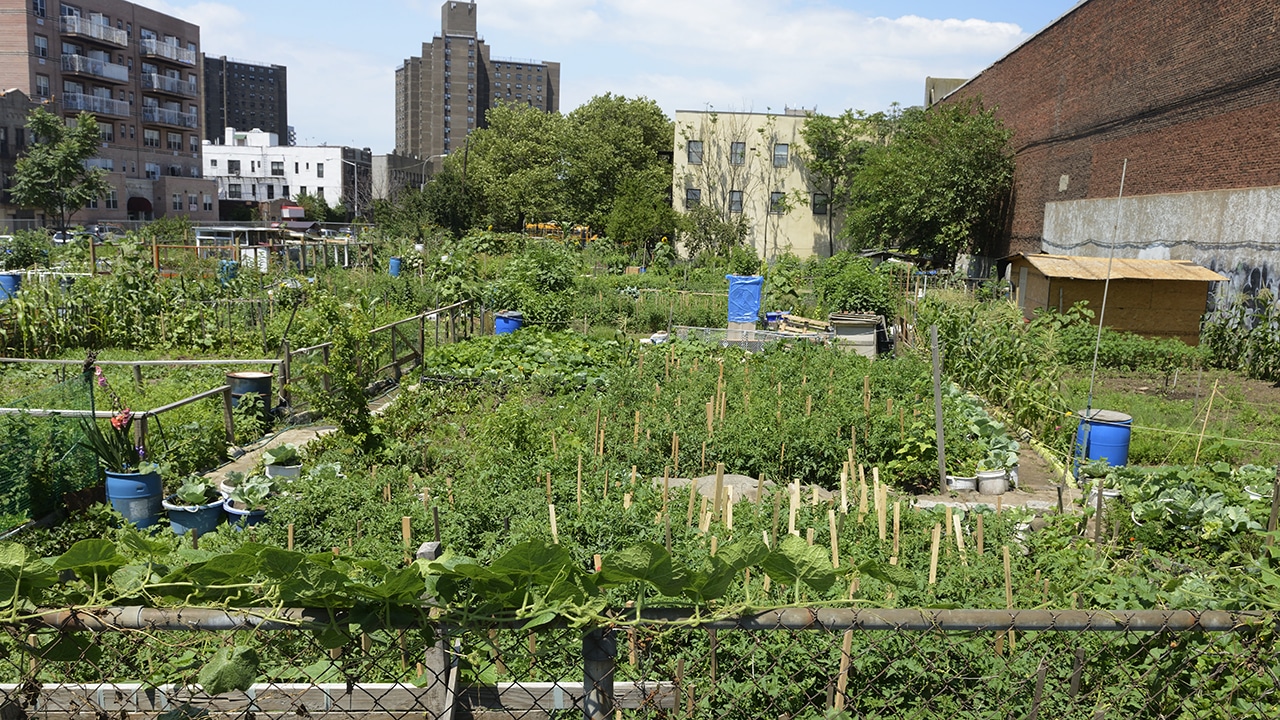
<box><xmin>953</xmin><ymin>513</ymin><xmax>967</xmax><ymax>565</ymax></box>
<box><xmin>699</xmin><ymin>495</ymin><xmax>709</xmax><ymax>531</ymax></box>
<box><xmin>545</xmin><ymin>472</ymin><xmax>553</xmax><ymax>504</ymax></box>
<box><xmin>756</xmin><ymin>473</ymin><xmax>765</xmax><ymax>504</ymax></box>
<box><xmin>714</xmin><ymin>462</ymin><xmax>725</xmax><ymax>520</ymax></box>
<box><xmin>976</xmin><ymin>513</ymin><xmax>985</xmax><ymax>556</ymax></box>
<box><xmin>828</xmin><ymin>509</ymin><xmax>840</xmax><ymax>569</ymax></box>
<box><xmin>877</xmin><ymin>485</ymin><xmax>887</xmax><ymax>543</ymax></box>
<box><xmin>805</xmin><ymin>395</ymin><xmax>812</xmax><ymax>416</ymax></box>
<box><xmin>594</xmin><ymin>407</ymin><xmax>601</xmax><ymax>454</ymax></box>
<box><xmin>633</xmin><ymin>410</ymin><xmax>640</xmax><ymax>446</ymax></box>
<box><xmin>806</xmin><ymin>527</ymin><xmax>815</xmax><ymax>546</ymax></box>
<box><xmin>662</xmin><ymin>467</ymin><xmax>671</xmax><ymax>512</ymax></box>
<box><xmin>840</xmin><ymin>461</ymin><xmax>849</xmax><ymax>515</ymax></box>
<box><xmin>577</xmin><ymin>455</ymin><xmax>583</xmax><ymax>512</ymax></box>
<box><xmin>687</xmin><ymin>479</ymin><xmax>698</xmax><ymax>526</ymax></box>
<box><xmin>630</xmin><ymin>465</ymin><xmax>638</xmax><ymax>487</ymax></box>
<box><xmin>549</xmin><ymin>504</ymin><xmax>558</xmax><ymax>544</ymax></box>
<box><xmin>928</xmin><ymin>524</ymin><xmax>941</xmax><ymax>585</ymax></box>
<box><xmin>944</xmin><ymin>505</ymin><xmax>953</xmax><ymax>538</ymax></box>
<box><xmin>835</xmin><ymin>629</ymin><xmax>854</xmax><ymax>711</ymax></box>
<box><xmin>623</xmin><ymin>492</ymin><xmax>632</xmax><ymax>510</ymax></box>
<box><xmin>706</xmin><ymin>400</ymin><xmax>715</xmax><ymax>436</ymax></box>
<box><xmin>788</xmin><ymin>479</ymin><xmax>799</xmax><ymax>536</ymax></box>
<box><xmin>401</xmin><ymin>516</ymin><xmax>412</xmax><ymax>564</ymax></box>
<box><xmin>287</xmin><ymin>523</ymin><xmax>294</xmax><ymax>551</ymax></box>
<box><xmin>1003</xmin><ymin>545</ymin><xmax>1015</xmax><ymax>651</ymax></box>
<box><xmin>1193</xmin><ymin>379</ymin><xmax>1219</xmax><ymax>465</ymax></box>
<box><xmin>710</xmin><ymin>535</ymin><xmax>718</xmax><ymax>556</ymax></box>
<box><xmin>700</xmin><ymin>441</ymin><xmax>707</xmax><ymax>473</ymax></box>
<box><xmin>863</xmin><ymin>375</ymin><xmax>870</xmax><ymax>412</ymax></box>
<box><xmin>892</xmin><ymin>501</ymin><xmax>901</xmax><ymax>557</ymax></box>
<box><xmin>551</xmin><ymin>432</ymin><xmax>558</xmax><ymax>458</ymax></box>
<box><xmin>858</xmin><ymin>466</ymin><xmax>868</xmax><ymax>522</ymax></box>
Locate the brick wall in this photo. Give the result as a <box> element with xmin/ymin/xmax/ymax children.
<box><xmin>947</xmin><ymin>0</ymin><xmax>1280</xmax><ymax>254</ymax></box>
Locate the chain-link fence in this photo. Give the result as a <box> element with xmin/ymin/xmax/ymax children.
<box><xmin>0</xmin><ymin>373</ymin><xmax>98</xmax><ymax>524</ymax></box>
<box><xmin>1</xmin><ymin>607</ymin><xmax>1275</xmax><ymax>719</ymax></box>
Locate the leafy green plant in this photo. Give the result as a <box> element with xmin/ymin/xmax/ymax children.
<box><xmin>228</xmin><ymin>474</ymin><xmax>274</xmax><ymax>511</ymax></box>
<box><xmin>262</xmin><ymin>443</ymin><xmax>301</xmax><ymax>467</ymax></box>
<box><xmin>171</xmin><ymin>475</ymin><xmax>219</xmax><ymax>506</ymax></box>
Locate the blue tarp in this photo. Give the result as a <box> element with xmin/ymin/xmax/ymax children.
<box><xmin>726</xmin><ymin>274</ymin><xmax>763</xmax><ymax>323</ymax></box>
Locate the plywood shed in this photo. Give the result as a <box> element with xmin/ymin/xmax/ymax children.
<box><xmin>1004</xmin><ymin>253</ymin><xmax>1226</xmax><ymax>345</ymax></box>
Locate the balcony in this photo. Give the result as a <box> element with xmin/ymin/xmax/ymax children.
<box><xmin>60</xmin><ymin>15</ymin><xmax>128</xmax><ymax>48</ymax></box>
<box><xmin>141</xmin><ymin>73</ymin><xmax>196</xmax><ymax>97</ymax></box>
<box><xmin>139</xmin><ymin>38</ymin><xmax>196</xmax><ymax>66</ymax></box>
<box><xmin>61</xmin><ymin>54</ymin><xmax>129</xmax><ymax>83</ymax></box>
<box><xmin>62</xmin><ymin>92</ymin><xmax>129</xmax><ymax>117</ymax></box>
<box><xmin>142</xmin><ymin>105</ymin><xmax>198</xmax><ymax>129</ymax></box>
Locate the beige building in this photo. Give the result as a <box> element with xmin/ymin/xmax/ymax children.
<box><xmin>0</xmin><ymin>0</ymin><xmax>218</xmax><ymax>224</ymax></box>
<box><xmin>672</xmin><ymin>109</ymin><xmax>835</xmax><ymax>260</ymax></box>
<box><xmin>395</xmin><ymin>1</ymin><xmax>560</xmax><ymax>166</ymax></box>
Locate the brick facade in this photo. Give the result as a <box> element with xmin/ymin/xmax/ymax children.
<box><xmin>946</xmin><ymin>0</ymin><xmax>1280</xmax><ymax>255</ymax></box>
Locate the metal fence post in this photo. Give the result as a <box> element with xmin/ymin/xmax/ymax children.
<box><xmin>583</xmin><ymin>627</ymin><xmax>616</xmax><ymax>720</ymax></box>
<box><xmin>281</xmin><ymin>340</ymin><xmax>291</xmax><ymax>409</ymax></box>
<box><xmin>221</xmin><ymin>386</ymin><xmax>235</xmax><ymax>445</ymax></box>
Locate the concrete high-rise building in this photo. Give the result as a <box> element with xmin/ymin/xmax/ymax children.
<box><xmin>203</xmin><ymin>56</ymin><xmax>288</xmax><ymax>145</ymax></box>
<box><xmin>0</xmin><ymin>0</ymin><xmax>218</xmax><ymax>223</ymax></box>
<box><xmin>394</xmin><ymin>1</ymin><xmax>559</xmax><ymax>165</ymax></box>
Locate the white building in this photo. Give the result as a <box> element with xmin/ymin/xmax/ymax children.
<box><xmin>202</xmin><ymin>128</ymin><xmax>372</xmax><ymax>217</ymax></box>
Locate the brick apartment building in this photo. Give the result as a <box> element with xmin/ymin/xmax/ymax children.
<box><xmin>203</xmin><ymin>56</ymin><xmax>289</xmax><ymax>146</ymax></box>
<box><xmin>944</xmin><ymin>0</ymin><xmax>1280</xmax><ymax>296</ymax></box>
<box><xmin>0</xmin><ymin>0</ymin><xmax>218</xmax><ymax>225</ymax></box>
<box><xmin>395</xmin><ymin>1</ymin><xmax>559</xmax><ymax>168</ymax></box>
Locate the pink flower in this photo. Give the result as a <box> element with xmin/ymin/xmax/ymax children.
<box><xmin>111</xmin><ymin>408</ymin><xmax>132</xmax><ymax>431</ymax></box>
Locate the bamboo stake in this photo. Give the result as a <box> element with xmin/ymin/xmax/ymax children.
<box><xmin>953</xmin><ymin>513</ymin><xmax>967</xmax><ymax>565</ymax></box>
<box><xmin>706</xmin><ymin>400</ymin><xmax>714</xmax><ymax>436</ymax></box>
<box><xmin>858</xmin><ymin>466</ymin><xmax>868</xmax><ymax>523</ymax></box>
<box><xmin>928</xmin><ymin>524</ymin><xmax>941</xmax><ymax>585</ymax></box>
<box><xmin>788</xmin><ymin>479</ymin><xmax>799</xmax><ymax>536</ymax></box>
<box><xmin>551</xmin><ymin>432</ymin><xmax>558</xmax><ymax>458</ymax></box>
<box><xmin>1004</xmin><ymin>545</ymin><xmax>1015</xmax><ymax>651</ymax></box>
<box><xmin>594</xmin><ymin>407</ymin><xmax>601</xmax><ymax>455</ymax></box>
<box><xmin>662</xmin><ymin>467</ymin><xmax>671</xmax><ymax>513</ymax></box>
<box><xmin>805</xmin><ymin>395</ymin><xmax>812</xmax><ymax>416</ymax></box>
<box><xmin>1193</xmin><ymin>379</ymin><xmax>1220</xmax><ymax>465</ymax></box>
<box><xmin>630</xmin><ymin>465</ymin><xmax>638</xmax><ymax>487</ymax></box>
<box><xmin>287</xmin><ymin>523</ymin><xmax>294</xmax><ymax>551</ymax></box>
<box><xmin>549</xmin><ymin>504</ymin><xmax>558</xmax><ymax>544</ymax></box>
<box><xmin>545</xmin><ymin>473</ymin><xmax>552</xmax><ymax>505</ymax></box>
<box><xmin>577</xmin><ymin>455</ymin><xmax>583</xmax><ymax>512</ymax></box>
<box><xmin>877</xmin><ymin>485</ymin><xmax>887</xmax><ymax>544</ymax></box>
<box><xmin>835</xmin><ymin>629</ymin><xmax>854</xmax><ymax>711</ymax></box>
<box><xmin>945</xmin><ymin>505</ymin><xmax>953</xmax><ymax>538</ymax></box>
<box><xmin>623</xmin><ymin>493</ymin><xmax>632</xmax><ymax>510</ymax></box>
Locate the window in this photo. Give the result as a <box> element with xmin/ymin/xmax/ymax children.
<box><xmin>769</xmin><ymin>191</ymin><xmax>785</xmax><ymax>214</ymax></box>
<box><xmin>33</xmin><ymin>35</ymin><xmax>47</xmax><ymax>58</ymax></box>
<box><xmin>270</xmin><ymin>161</ymin><xmax>283</xmax><ymax>176</ymax></box>
<box><xmin>144</xmin><ymin>162</ymin><xmax>160</xmax><ymax>179</ymax></box>
<box><xmin>188</xmin><ymin>193</ymin><xmax>197</xmax><ymax>211</ymax></box>
<box><xmin>227</xmin><ymin>183</ymin><xmax>241</xmax><ymax>199</ymax></box>
<box><xmin>105</xmin><ymin>189</ymin><xmax>117</xmax><ymax>209</ymax></box>
<box><xmin>265</xmin><ymin>184</ymin><xmax>274</xmax><ymax>200</ymax></box>
<box><xmin>143</xmin><ymin>128</ymin><xmax>159</xmax><ymax>147</ymax></box>
<box><xmin>87</xmin><ymin>196</ymin><xmax>97</xmax><ymax>209</ymax></box>
<box><xmin>773</xmin><ymin>143</ymin><xmax>789</xmax><ymax>167</ymax></box>
<box><xmin>59</xmin><ymin>3</ymin><xmax>78</xmax><ymax>18</ymax></box>
<box><xmin>316</xmin><ymin>187</ymin><xmax>324</xmax><ymax>199</ymax></box>
<box><xmin>294</xmin><ymin>162</ymin><xmax>299</xmax><ymax>173</ymax></box>
<box><xmin>685</xmin><ymin>188</ymin><xmax>701</xmax><ymax>209</ymax></box>
<box><xmin>166</xmin><ymin>132</ymin><xmax>181</xmax><ymax>150</ymax></box>
<box><xmin>171</xmin><ymin>193</ymin><xmax>181</xmax><ymax>211</ymax></box>
<box><xmin>812</xmin><ymin>193</ymin><xmax>830</xmax><ymax>216</ymax></box>
<box><xmin>316</xmin><ymin>162</ymin><xmax>323</xmax><ymax>178</ymax></box>
<box><xmin>14</xmin><ymin>128</ymin><xmax>23</xmax><ymax>149</ymax></box>
<box><xmin>99</xmin><ymin>124</ymin><xmax>112</xmax><ymax>142</ymax></box>
<box><xmin>227</xmin><ymin>159</ymin><xmax>240</xmax><ymax>175</ymax></box>
<box><xmin>32</xmin><ymin>0</ymin><xmax>45</xmax><ymax>18</ymax></box>
<box><xmin>300</xmin><ymin>186</ymin><xmax>306</xmax><ymax>195</ymax></box>
<box><xmin>730</xmin><ymin>142</ymin><xmax>746</xmax><ymax>166</ymax></box>
<box><xmin>687</xmin><ymin>140</ymin><xmax>703</xmax><ymax>165</ymax></box>
<box><xmin>34</xmin><ymin>74</ymin><xmax>49</xmax><ymax>97</ymax></box>
<box><xmin>202</xmin><ymin>193</ymin><xmax>212</xmax><ymax>211</ymax></box>
<box><xmin>0</xmin><ymin>128</ymin><xmax>6</xmax><ymax>158</ymax></box>
<box><xmin>210</xmin><ymin>158</ymin><xmax>217</xmax><ymax>168</ymax></box>
<box><xmin>729</xmin><ymin>190</ymin><xmax>743</xmax><ymax>213</ymax></box>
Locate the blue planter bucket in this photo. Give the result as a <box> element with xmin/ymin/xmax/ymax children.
<box><xmin>389</xmin><ymin>257</ymin><xmax>402</xmax><ymax>277</ymax></box>
<box><xmin>495</xmin><ymin>311</ymin><xmax>524</xmax><ymax>335</ymax></box>
<box><xmin>0</xmin><ymin>273</ymin><xmax>21</xmax><ymax>301</ymax></box>
<box><xmin>105</xmin><ymin>470</ymin><xmax>163</xmax><ymax>528</ymax></box>
<box><xmin>1075</xmin><ymin>409</ymin><xmax>1134</xmax><ymax>468</ymax></box>
<box><xmin>224</xmin><ymin>501</ymin><xmax>267</xmax><ymax>529</ymax></box>
<box><xmin>163</xmin><ymin>496</ymin><xmax>225</xmax><ymax>536</ymax></box>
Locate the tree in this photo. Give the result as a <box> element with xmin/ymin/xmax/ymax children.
<box><xmin>843</xmin><ymin>100</ymin><xmax>1014</xmax><ymax>267</ymax></box>
<box><xmin>463</xmin><ymin>103</ymin><xmax>568</xmax><ymax>231</ymax></box>
<box><xmin>605</xmin><ymin>167</ymin><xmax>679</xmax><ymax>259</ymax></box>
<box><xmin>10</xmin><ymin>107</ymin><xmax>110</xmax><ymax>231</ymax></box>
<box><xmin>564</xmin><ymin>94</ymin><xmax>672</xmax><ymax>235</ymax></box>
<box><xmin>800</xmin><ymin>110</ymin><xmax>872</xmax><ymax>257</ymax></box>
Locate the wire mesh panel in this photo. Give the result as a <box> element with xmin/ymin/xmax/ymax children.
<box><xmin>0</xmin><ymin>374</ymin><xmax>98</xmax><ymax>523</ymax></box>
<box><xmin>0</xmin><ymin>609</ymin><xmax>1276</xmax><ymax>719</ymax></box>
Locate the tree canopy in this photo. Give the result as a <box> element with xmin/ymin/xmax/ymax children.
<box><xmin>10</xmin><ymin>107</ymin><xmax>111</xmax><ymax>230</ymax></box>
<box><xmin>840</xmin><ymin>100</ymin><xmax>1014</xmax><ymax>266</ymax></box>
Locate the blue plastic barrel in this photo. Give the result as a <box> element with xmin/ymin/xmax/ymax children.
<box><xmin>726</xmin><ymin>274</ymin><xmax>763</xmax><ymax>323</ymax></box>
<box><xmin>226</xmin><ymin>371</ymin><xmax>273</xmax><ymax>423</ymax></box>
<box><xmin>495</xmin><ymin>311</ymin><xmax>524</xmax><ymax>335</ymax></box>
<box><xmin>389</xmin><ymin>257</ymin><xmax>402</xmax><ymax>277</ymax></box>
<box><xmin>105</xmin><ymin>470</ymin><xmax>163</xmax><ymax>528</ymax></box>
<box><xmin>1075</xmin><ymin>409</ymin><xmax>1133</xmax><ymax>467</ymax></box>
<box><xmin>0</xmin><ymin>273</ymin><xmax>21</xmax><ymax>300</ymax></box>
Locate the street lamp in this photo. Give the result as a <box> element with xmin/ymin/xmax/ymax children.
<box><xmin>419</xmin><ymin>153</ymin><xmax>449</xmax><ymax>190</ymax></box>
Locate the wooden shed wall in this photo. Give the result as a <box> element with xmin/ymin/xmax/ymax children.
<box><xmin>1013</xmin><ymin>263</ymin><xmax>1210</xmax><ymax>344</ymax></box>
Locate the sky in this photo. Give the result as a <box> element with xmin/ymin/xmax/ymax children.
<box><xmin>135</xmin><ymin>0</ymin><xmax>1080</xmax><ymax>153</ymax></box>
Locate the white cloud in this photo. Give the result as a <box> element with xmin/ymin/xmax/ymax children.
<box><xmin>130</xmin><ymin>0</ymin><xmax>1031</xmax><ymax>152</ymax></box>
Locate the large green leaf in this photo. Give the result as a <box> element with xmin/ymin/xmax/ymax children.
<box><xmin>198</xmin><ymin>646</ymin><xmax>260</xmax><ymax>696</ymax></box>
<box><xmin>858</xmin><ymin>559</ymin><xmax>918</xmax><ymax>589</ymax></box>
<box><xmin>600</xmin><ymin>542</ymin><xmax>686</xmax><ymax>597</ymax></box>
<box><xmin>761</xmin><ymin>535</ymin><xmax>836</xmax><ymax>593</ymax></box>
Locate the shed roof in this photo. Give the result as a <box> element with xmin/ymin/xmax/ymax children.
<box><xmin>1007</xmin><ymin>254</ymin><xmax>1226</xmax><ymax>282</ymax></box>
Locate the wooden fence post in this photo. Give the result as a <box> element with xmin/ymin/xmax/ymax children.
<box><xmin>281</xmin><ymin>340</ymin><xmax>292</xmax><ymax>409</ymax></box>
<box><xmin>418</xmin><ymin>313</ymin><xmax>427</xmax><ymax>362</ymax></box>
<box><xmin>321</xmin><ymin>345</ymin><xmax>332</xmax><ymax>393</ymax></box>
<box><xmin>221</xmin><ymin>386</ymin><xmax>235</xmax><ymax>445</ymax></box>
<box><xmin>132</xmin><ymin>414</ymin><xmax>147</xmax><ymax>456</ymax></box>
<box><xmin>931</xmin><ymin>325</ymin><xmax>947</xmax><ymax>495</ymax></box>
